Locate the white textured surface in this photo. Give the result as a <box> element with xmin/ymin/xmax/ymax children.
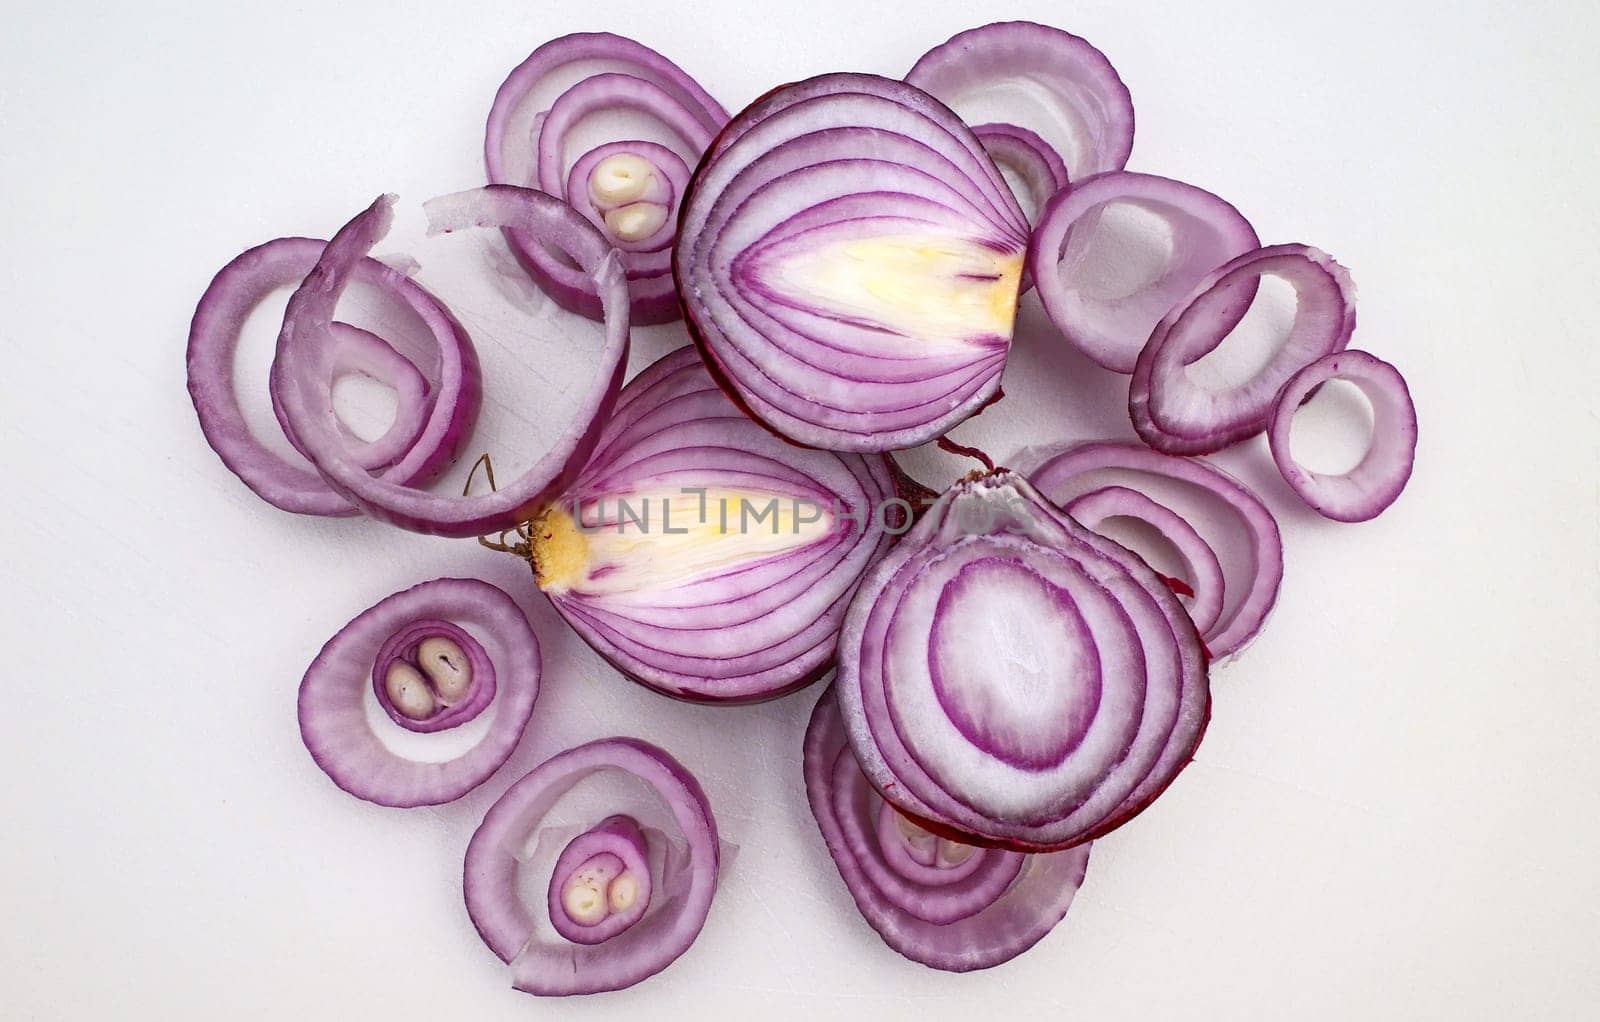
<box><xmin>3</xmin><ymin>1</ymin><xmax>1598</xmax><ymax>1019</ymax></box>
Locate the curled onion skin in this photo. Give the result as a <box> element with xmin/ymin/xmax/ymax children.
<box><xmin>1129</xmin><ymin>243</ymin><xmax>1357</xmax><ymax>455</ymax></box>
<box><xmin>835</xmin><ymin>469</ymin><xmax>1209</xmax><ymax>852</ymax></box>
<box><xmin>1024</xmin><ymin>440</ymin><xmax>1283</xmax><ymax>661</ymax></box>
<box><xmin>187</xmin><ymin>237</ymin><xmax>481</xmax><ymax>516</ymax></box>
<box><xmin>906</xmin><ymin>21</ymin><xmax>1134</xmax><ymax>182</ymax></box>
<box><xmin>485</xmin><ymin>32</ymin><xmax>728</xmax><ymax>324</ymax></box>
<box><xmin>1028</xmin><ymin>172</ymin><xmax>1260</xmax><ymax>373</ymax></box>
<box><xmin>273</xmin><ymin>187</ymin><xmax>630</xmax><ymax>537</ymax></box>
<box><xmin>804</xmin><ymin>687</ymin><xmax>1091</xmax><ymax>971</ymax></box>
<box><xmin>529</xmin><ymin>345</ymin><xmax>897</xmax><ymax>703</ymax></box>
<box><xmin>675</xmin><ymin>73</ymin><xmax>1030</xmax><ymax>453</ymax></box>
<box><xmin>464</xmin><ymin>738</ymin><xmax>718</xmax><ymax>996</ymax></box>
<box><xmin>298</xmin><ymin>578</ymin><xmax>540</xmax><ymax>807</ymax></box>
<box><xmin>1268</xmin><ymin>350</ymin><xmax>1418</xmax><ymax>522</ymax></box>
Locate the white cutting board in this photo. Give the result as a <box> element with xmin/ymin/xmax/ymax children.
<box><xmin>3</xmin><ymin>1</ymin><xmax>1596</xmax><ymax>1019</ymax></box>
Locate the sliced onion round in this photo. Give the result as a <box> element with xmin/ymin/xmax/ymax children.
<box><xmin>1066</xmin><ymin>485</ymin><xmax>1227</xmax><ymax>638</ymax></box>
<box><xmin>529</xmin><ymin>345</ymin><xmax>897</xmax><ymax>702</ymax></box>
<box><xmin>272</xmin><ymin>187</ymin><xmax>630</xmax><ymax>537</ymax></box>
<box><xmin>905</xmin><ymin>21</ymin><xmax>1134</xmax><ymax>182</ymax></box>
<box><xmin>546</xmin><ymin>815</ymin><xmax>654</xmax><ymax>945</ymax></box>
<box><xmin>485</xmin><ymin>32</ymin><xmax>727</xmax><ymax>324</ymax></box>
<box><xmin>835</xmin><ymin>470</ymin><xmax>1209</xmax><ymax>852</ymax></box>
<box><xmin>804</xmin><ymin>687</ymin><xmax>1091</xmax><ymax>970</ymax></box>
<box><xmin>675</xmin><ymin>72</ymin><xmax>1030</xmax><ymax>452</ymax></box>
<box><xmin>1129</xmin><ymin>243</ymin><xmax>1357</xmax><ymax>455</ymax></box>
<box><xmin>187</xmin><ymin>237</ymin><xmax>481</xmax><ymax>515</ymax></box>
<box><xmin>465</xmin><ymin>738</ymin><xmax>718</xmax><ymax>996</ymax></box>
<box><xmin>972</xmin><ymin>122</ymin><xmax>1069</xmax><ymax>225</ymax></box>
<box><xmin>1024</xmin><ymin>440</ymin><xmax>1283</xmax><ymax>660</ymax></box>
<box><xmin>298</xmin><ymin>578</ymin><xmax>540</xmax><ymax>807</ymax></box>
<box><xmin>1268</xmin><ymin>350</ymin><xmax>1418</xmax><ymax>522</ymax></box>
<box><xmin>1029</xmin><ymin>172</ymin><xmax>1260</xmax><ymax>373</ymax></box>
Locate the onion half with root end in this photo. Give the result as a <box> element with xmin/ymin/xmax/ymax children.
<box><xmin>835</xmin><ymin>469</ymin><xmax>1209</xmax><ymax>852</ymax></box>
<box><xmin>1268</xmin><ymin>350</ymin><xmax>1418</xmax><ymax>522</ymax></box>
<box><xmin>187</xmin><ymin>237</ymin><xmax>481</xmax><ymax>516</ymax></box>
<box><xmin>804</xmin><ymin>687</ymin><xmax>1090</xmax><ymax>971</ymax></box>
<box><xmin>674</xmin><ymin>73</ymin><xmax>1030</xmax><ymax>452</ymax></box>
<box><xmin>272</xmin><ymin>187</ymin><xmax>631</xmax><ymax>537</ymax></box>
<box><xmin>526</xmin><ymin>345</ymin><xmax>897</xmax><ymax>703</ymax></box>
<box><xmin>298</xmin><ymin>578</ymin><xmax>541</xmax><ymax>807</ymax></box>
<box><xmin>485</xmin><ymin>32</ymin><xmax>728</xmax><ymax>324</ymax></box>
<box><xmin>465</xmin><ymin>738</ymin><xmax>719</xmax><ymax>996</ymax></box>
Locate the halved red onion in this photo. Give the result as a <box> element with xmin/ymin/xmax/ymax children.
<box><xmin>298</xmin><ymin>578</ymin><xmax>540</xmax><ymax>807</ymax></box>
<box><xmin>972</xmin><ymin>122</ymin><xmax>1069</xmax><ymax>225</ymax></box>
<box><xmin>1029</xmin><ymin>172</ymin><xmax>1260</xmax><ymax>373</ymax></box>
<box><xmin>905</xmin><ymin>22</ymin><xmax>1134</xmax><ymax>182</ymax></box>
<box><xmin>187</xmin><ymin>237</ymin><xmax>480</xmax><ymax>515</ymax></box>
<box><xmin>835</xmin><ymin>469</ymin><xmax>1209</xmax><ymax>852</ymax></box>
<box><xmin>525</xmin><ymin>346</ymin><xmax>896</xmax><ymax>702</ymax></box>
<box><xmin>674</xmin><ymin>73</ymin><xmax>1031</xmax><ymax>452</ymax></box>
<box><xmin>1024</xmin><ymin>441</ymin><xmax>1282</xmax><ymax>660</ymax></box>
<box><xmin>1130</xmin><ymin>244</ymin><xmax>1357</xmax><ymax>455</ymax></box>
<box><xmin>485</xmin><ymin>32</ymin><xmax>728</xmax><ymax>324</ymax></box>
<box><xmin>1067</xmin><ymin>485</ymin><xmax>1226</xmax><ymax>638</ymax></box>
<box><xmin>273</xmin><ymin>187</ymin><xmax>630</xmax><ymax>537</ymax></box>
<box><xmin>546</xmin><ymin>815</ymin><xmax>653</xmax><ymax>945</ymax></box>
<box><xmin>1268</xmin><ymin>350</ymin><xmax>1418</xmax><ymax>522</ymax></box>
<box><xmin>465</xmin><ymin>738</ymin><xmax>718</xmax><ymax>996</ymax></box>
<box><xmin>804</xmin><ymin>688</ymin><xmax>1091</xmax><ymax>970</ymax></box>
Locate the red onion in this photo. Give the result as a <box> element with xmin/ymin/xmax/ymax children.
<box><xmin>187</xmin><ymin>237</ymin><xmax>481</xmax><ymax>516</ymax></box>
<box><xmin>1024</xmin><ymin>440</ymin><xmax>1283</xmax><ymax>660</ymax></box>
<box><xmin>547</xmin><ymin>815</ymin><xmax>653</xmax><ymax>945</ymax></box>
<box><xmin>1130</xmin><ymin>244</ymin><xmax>1357</xmax><ymax>455</ymax></box>
<box><xmin>1268</xmin><ymin>350</ymin><xmax>1418</xmax><ymax>522</ymax></box>
<box><xmin>674</xmin><ymin>73</ymin><xmax>1030</xmax><ymax>452</ymax></box>
<box><xmin>804</xmin><ymin>688</ymin><xmax>1091</xmax><ymax>970</ymax></box>
<box><xmin>524</xmin><ymin>346</ymin><xmax>897</xmax><ymax>702</ymax></box>
<box><xmin>972</xmin><ymin>122</ymin><xmax>1069</xmax><ymax>225</ymax></box>
<box><xmin>1029</xmin><ymin>172</ymin><xmax>1260</xmax><ymax>373</ymax></box>
<box><xmin>272</xmin><ymin>187</ymin><xmax>630</xmax><ymax>537</ymax></box>
<box><xmin>905</xmin><ymin>22</ymin><xmax>1134</xmax><ymax>182</ymax></box>
<box><xmin>485</xmin><ymin>32</ymin><xmax>728</xmax><ymax>324</ymax></box>
<box><xmin>298</xmin><ymin>578</ymin><xmax>541</xmax><ymax>807</ymax></box>
<box><xmin>465</xmin><ymin>738</ymin><xmax>718</xmax><ymax>995</ymax></box>
<box><xmin>835</xmin><ymin>469</ymin><xmax>1209</xmax><ymax>852</ymax></box>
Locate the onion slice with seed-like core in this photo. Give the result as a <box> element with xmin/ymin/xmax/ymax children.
<box><xmin>804</xmin><ymin>688</ymin><xmax>1091</xmax><ymax>970</ymax></box>
<box><xmin>972</xmin><ymin>122</ymin><xmax>1069</xmax><ymax>225</ymax></box>
<box><xmin>547</xmin><ymin>815</ymin><xmax>653</xmax><ymax>945</ymax></box>
<box><xmin>485</xmin><ymin>32</ymin><xmax>727</xmax><ymax>324</ymax></box>
<box><xmin>370</xmin><ymin>619</ymin><xmax>495</xmax><ymax>733</ymax></box>
<box><xmin>465</xmin><ymin>738</ymin><xmax>718</xmax><ymax>996</ymax></box>
<box><xmin>529</xmin><ymin>345</ymin><xmax>897</xmax><ymax>702</ymax></box>
<box><xmin>1066</xmin><ymin>485</ymin><xmax>1227</xmax><ymax>638</ymax></box>
<box><xmin>905</xmin><ymin>21</ymin><xmax>1134</xmax><ymax>182</ymax></box>
<box><xmin>1268</xmin><ymin>350</ymin><xmax>1418</xmax><ymax>522</ymax></box>
<box><xmin>835</xmin><ymin>470</ymin><xmax>1209</xmax><ymax>851</ymax></box>
<box><xmin>186</xmin><ymin>237</ymin><xmax>481</xmax><ymax>516</ymax></box>
<box><xmin>675</xmin><ymin>73</ymin><xmax>1030</xmax><ymax>452</ymax></box>
<box><xmin>1029</xmin><ymin>172</ymin><xmax>1260</xmax><ymax>373</ymax></box>
<box><xmin>273</xmin><ymin>187</ymin><xmax>630</xmax><ymax>537</ymax></box>
<box><xmin>298</xmin><ymin>578</ymin><xmax>540</xmax><ymax>807</ymax></box>
<box><xmin>1129</xmin><ymin>243</ymin><xmax>1357</xmax><ymax>455</ymax></box>
<box><xmin>1023</xmin><ymin>440</ymin><xmax>1282</xmax><ymax>660</ymax></box>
